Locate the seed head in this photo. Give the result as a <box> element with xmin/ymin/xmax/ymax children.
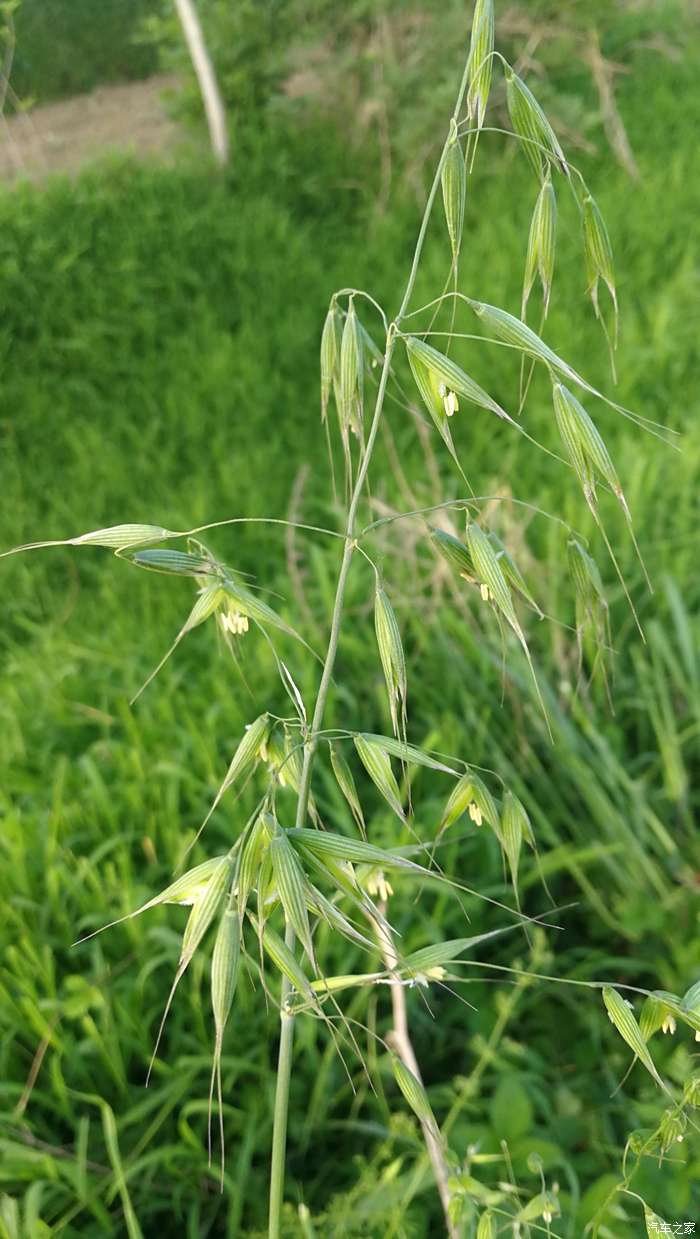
<box><xmin>659</xmin><ymin>1106</ymin><xmax>687</xmax><ymax>1154</ymax></box>
<box><xmin>237</xmin><ymin>814</ymin><xmax>268</xmax><ymax>925</ymax></box>
<box><xmin>466</xmin><ymin>522</ymin><xmax>521</xmax><ymax>638</ymax></box>
<box><xmin>339</xmin><ymin>297</ymin><xmax>364</xmax><ymax>438</ymax></box>
<box><xmin>476</xmin><ymin>1211</ymin><xmax>495</xmax><ymax>1239</ymax></box>
<box><xmin>180</xmin><ymin>855</ymin><xmax>233</xmax><ymax>964</ymax></box>
<box><xmin>75</xmin><ymin>524</ymin><xmax>181</xmax><ymax>550</ymax></box>
<box><xmin>683</xmin><ymin>1074</ymin><xmax>700</xmax><ymax>1107</ymax></box>
<box><xmin>602</xmin><ymin>987</ymin><xmax>665</xmax><ymax>1089</ymax></box>
<box><xmin>269</xmin><ymin>822</ymin><xmax>317</xmax><ymax>968</ymax></box>
<box><xmin>374</xmin><ymin>583</ymin><xmax>407</xmax><ymax>739</ymax></box>
<box><xmin>391</xmin><ymin>1055</ymin><xmax>439</xmax><ymax>1135</ymax></box>
<box><xmin>440</xmin><ymin>770</ymin><xmax>499</xmax><ymax>835</ymax></box>
<box><xmin>261</xmin><ymin>922</ymin><xmax>318</xmax><ymax>1010</ymax></box>
<box><xmin>488</xmin><ymin>531</ymin><xmax>542</xmax><ymax>617</ymax></box>
<box><xmin>505</xmin><ymin>65</ymin><xmax>568</xmax><ymax>179</ymax></box>
<box><xmin>553</xmin><ymin>383</ymin><xmax>627</xmax><ymax>518</ymax></box>
<box><xmin>523</xmin><ymin>174</ymin><xmax>557</xmax><ymax>315</ymax></box>
<box><xmin>329</xmin><ymin>742</ymin><xmax>366</xmax><ymax>835</ymax></box>
<box><xmin>406</xmin><ymin>336</ymin><xmax>511</xmax><ymax>425</ymax></box>
<box><xmin>582</xmin><ymin>193</ymin><xmax>617</xmax><ymax>322</ymax></box>
<box><xmin>466</xmin><ymin>0</ymin><xmax>494</xmax><ymax>130</ymax></box>
<box><xmin>209</xmin><ymin>905</ymin><xmax>241</xmax><ymax>1167</ymax></box>
<box><xmin>148</xmin><ymin>854</ymin><xmax>234</xmax><ymax>1082</ymax></box>
<box><xmin>74</xmin><ymin>854</ymin><xmax>229</xmax><ymax>944</ymax></box>
<box><xmin>320</xmin><ymin>300</ymin><xmax>342</xmax><ymax>421</ymax></box>
<box><xmin>354</xmin><ymin>734</ymin><xmax>405</xmax><ymax>823</ymax></box>
<box><xmin>567</xmin><ymin>538</ymin><xmax>605</xmax><ymax>611</ymax></box>
<box><xmin>430</xmin><ymin>528</ymin><xmax>476</xmax><ymax>582</ymax></box>
<box><xmin>466</xmin><ymin>298</ymin><xmax>585</xmax><ymax>394</ymax></box>
<box><xmin>441</xmin><ymin>129</ymin><xmax>467</xmax><ymax>261</ymax></box>
<box><xmin>501</xmin><ymin>790</ymin><xmax>524</xmax><ymax>895</ymax></box>
<box><xmin>129</xmin><ymin>547</ymin><xmax>219</xmax><ymax>577</ymax></box>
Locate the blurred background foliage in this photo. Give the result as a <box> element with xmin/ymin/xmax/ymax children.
<box><xmin>1</xmin><ymin>0</ymin><xmax>699</xmax><ymax>1235</ymax></box>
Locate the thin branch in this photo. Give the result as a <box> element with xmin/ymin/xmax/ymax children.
<box><xmin>375</xmin><ymin>910</ymin><xmax>458</xmax><ymax>1239</ymax></box>
<box><xmin>173</xmin><ymin>0</ymin><xmax>229</xmax><ymax>166</ymax></box>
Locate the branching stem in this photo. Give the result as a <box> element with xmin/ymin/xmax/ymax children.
<box><xmin>267</xmin><ymin>53</ymin><xmax>473</xmax><ymax>1239</ymax></box>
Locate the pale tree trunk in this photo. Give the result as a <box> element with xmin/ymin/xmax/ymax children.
<box><xmin>173</xmin><ymin>0</ymin><xmax>229</xmax><ymax>166</ymax></box>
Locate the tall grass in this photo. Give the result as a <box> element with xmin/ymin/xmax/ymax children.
<box><xmin>9</xmin><ymin>0</ymin><xmax>158</xmax><ymax>105</ymax></box>
<box><xmin>1</xmin><ymin>8</ymin><xmax>699</xmax><ymax>1235</ymax></box>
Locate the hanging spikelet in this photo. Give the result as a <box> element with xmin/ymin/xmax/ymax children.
<box><xmin>466</xmin><ymin>0</ymin><xmax>495</xmax><ymax>131</ymax></box>
<box><xmin>505</xmin><ymin>65</ymin><xmax>569</xmax><ymax>179</ymax></box>
<box><xmin>439</xmin><ymin>770</ymin><xmax>500</xmax><ymax>834</ymax></box>
<box><xmin>320</xmin><ymin>300</ymin><xmax>342</xmax><ymax>422</ymax></box>
<box><xmin>391</xmin><ymin>1055</ymin><xmax>441</xmax><ymax>1140</ymax></box>
<box><xmin>522</xmin><ymin>173</ymin><xmax>557</xmax><ymax>317</ymax></box>
<box><xmin>582</xmin><ymin>191</ymin><xmax>618</xmax><ymax>350</ymax></box>
<box><xmin>148</xmin><ymin>854</ymin><xmax>234</xmax><ymax>1082</ymax></box>
<box><xmin>208</xmin><ymin>905</ymin><xmax>240</xmax><ymax>1184</ymax></box>
<box><xmin>441</xmin><ymin>126</ymin><xmax>467</xmax><ymax>263</ymax></box>
<box><xmin>329</xmin><ymin>742</ymin><xmax>366</xmax><ymax>836</ymax></box>
<box><xmin>339</xmin><ymin>297</ymin><xmax>364</xmax><ymax>439</ymax></box>
<box><xmin>353</xmin><ymin>734</ymin><xmax>406</xmax><ymax>823</ymax></box>
<box><xmin>374</xmin><ymin>581</ymin><xmax>407</xmax><ymax>740</ymax></box>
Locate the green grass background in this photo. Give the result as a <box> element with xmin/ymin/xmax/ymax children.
<box><xmin>1</xmin><ymin>1</ymin><xmax>699</xmax><ymax>1235</ymax></box>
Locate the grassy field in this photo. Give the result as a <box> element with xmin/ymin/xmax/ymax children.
<box><xmin>1</xmin><ymin>3</ymin><xmax>699</xmax><ymax>1236</ymax></box>
<box><xmin>8</xmin><ymin>1</ymin><xmax>159</xmax><ymax>105</ymax></box>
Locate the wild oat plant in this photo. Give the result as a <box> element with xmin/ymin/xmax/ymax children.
<box><xmin>5</xmin><ymin>3</ymin><xmax>700</xmax><ymax>1236</ymax></box>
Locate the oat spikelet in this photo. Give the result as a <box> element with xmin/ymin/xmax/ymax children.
<box><xmin>148</xmin><ymin>855</ymin><xmax>233</xmax><ymax>1083</ymax></box>
<box><xmin>523</xmin><ymin>173</ymin><xmax>557</xmax><ymax>317</ymax></box>
<box><xmin>431</xmin><ymin>528</ymin><xmax>476</xmax><ymax>581</ymax></box>
<box><xmin>466</xmin><ymin>0</ymin><xmax>494</xmax><ymax>131</ymax></box>
<box><xmin>208</xmin><ymin>906</ymin><xmax>240</xmax><ymax>1185</ymax></box>
<box><xmin>268</xmin><ymin>819</ymin><xmax>318</xmax><ymax>969</ymax></box>
<box><xmin>320</xmin><ymin>300</ymin><xmax>341</xmax><ymax>422</ymax></box>
<box><xmin>339</xmin><ymin>297</ymin><xmax>364</xmax><ymax>439</ymax></box>
<box><xmin>187</xmin><ymin>713</ymin><xmax>271</xmax><ymax>856</ymax></box>
<box><xmin>74</xmin><ymin>855</ymin><xmax>228</xmax><ymax>944</ymax></box>
<box><xmin>439</xmin><ymin>770</ymin><xmax>499</xmax><ymax>835</ymax></box>
<box><xmin>391</xmin><ymin>1056</ymin><xmax>441</xmax><ymax>1141</ymax></box>
<box><xmin>329</xmin><ymin>741</ymin><xmax>366</xmax><ymax>836</ymax></box>
<box><xmin>466</xmin><ymin>521</ymin><xmax>551</xmax><ymax>736</ymax></box>
<box><xmin>476</xmin><ymin>1211</ymin><xmax>495</xmax><ymax>1239</ymax></box>
<box><xmin>441</xmin><ymin>127</ymin><xmax>466</xmax><ymax>263</ymax></box>
<box><xmin>505</xmin><ymin>64</ymin><xmax>568</xmax><ymax>179</ymax></box>
<box><xmin>374</xmin><ymin>582</ymin><xmax>407</xmax><ymax>741</ymax></box>
<box><xmin>406</xmin><ymin>335</ymin><xmax>513</xmax><ymax>425</ymax></box>
<box><xmin>582</xmin><ymin>191</ymin><xmax>618</xmax><ymax>349</ymax></box>
<box><xmin>602</xmin><ymin>986</ymin><xmax>668</xmax><ymax>1093</ymax></box>
<box><xmin>353</xmin><ymin>734</ymin><xmax>406</xmax><ymax>823</ymax></box>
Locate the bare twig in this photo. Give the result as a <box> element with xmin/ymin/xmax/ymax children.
<box><xmin>375</xmin><ymin>910</ymin><xmax>458</xmax><ymax>1239</ymax></box>
<box><xmin>13</xmin><ymin>1017</ymin><xmax>59</xmax><ymax>1119</ymax></box>
<box><xmin>173</xmin><ymin>0</ymin><xmax>229</xmax><ymax>166</ymax></box>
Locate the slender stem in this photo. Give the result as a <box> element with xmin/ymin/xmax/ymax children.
<box><xmin>375</xmin><ymin>913</ymin><xmax>459</xmax><ymax>1239</ymax></box>
<box><xmin>268</xmin><ymin>921</ymin><xmax>296</xmax><ymax>1239</ymax></box>
<box><xmin>267</xmin><ymin>52</ymin><xmax>474</xmax><ymax>1239</ymax></box>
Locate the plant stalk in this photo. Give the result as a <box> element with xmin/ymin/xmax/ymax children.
<box><xmin>267</xmin><ymin>55</ymin><xmax>473</xmax><ymax>1238</ymax></box>
<box><xmin>375</xmin><ymin>913</ymin><xmax>459</xmax><ymax>1239</ymax></box>
<box><xmin>267</xmin><ymin>921</ymin><xmax>296</xmax><ymax>1239</ymax></box>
